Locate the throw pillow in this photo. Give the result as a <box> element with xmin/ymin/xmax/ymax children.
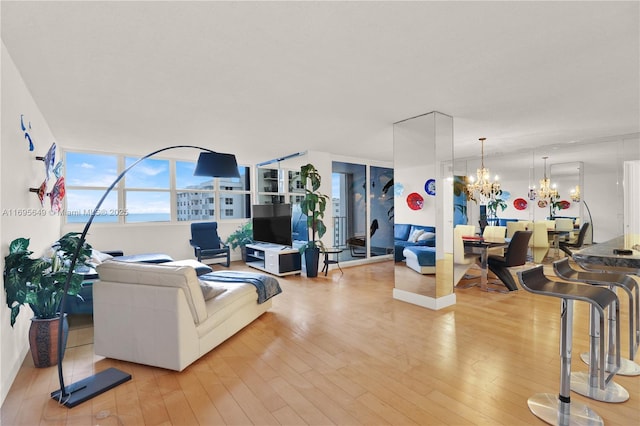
<box><xmin>199</xmin><ymin>280</ymin><xmax>227</xmax><ymax>301</ymax></box>
<box><xmin>417</xmin><ymin>231</ymin><xmax>436</xmax><ymax>241</ymax></box>
<box><xmin>89</xmin><ymin>249</ymin><xmax>114</xmax><ymax>265</ymax></box>
<box><xmin>408</xmin><ymin>229</ymin><xmax>425</xmax><ymax>243</ymax></box>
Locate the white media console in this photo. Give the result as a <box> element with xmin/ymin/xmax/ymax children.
<box><xmin>245</xmin><ymin>243</ymin><xmax>302</xmax><ymax>276</ymax></box>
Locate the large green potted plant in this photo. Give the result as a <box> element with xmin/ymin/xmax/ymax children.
<box><xmin>226</xmin><ymin>221</ymin><xmax>253</xmax><ymax>261</ymax></box>
<box><xmin>298</xmin><ymin>163</ymin><xmax>329</xmax><ymax>277</ymax></box>
<box><xmin>3</xmin><ymin>232</ymin><xmax>93</xmax><ymax>367</ymax></box>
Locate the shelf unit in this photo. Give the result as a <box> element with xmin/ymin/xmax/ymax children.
<box><xmin>245</xmin><ymin>243</ymin><xmax>301</xmax><ymax>276</ymax></box>
<box><xmin>256</xmin><ymin>167</ymin><xmax>305</xmax><ymax>205</ymax></box>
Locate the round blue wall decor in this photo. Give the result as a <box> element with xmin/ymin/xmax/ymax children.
<box><xmin>425</xmin><ymin>179</ymin><xmax>436</xmax><ymax>196</ymax></box>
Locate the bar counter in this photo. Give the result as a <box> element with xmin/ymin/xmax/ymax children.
<box><xmin>573</xmin><ymin>235</ymin><xmax>640</xmax><ymax>271</ymax></box>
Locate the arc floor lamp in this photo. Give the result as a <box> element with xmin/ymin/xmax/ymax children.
<box><xmin>51</xmin><ymin>145</ymin><xmax>240</xmax><ymax>407</ymax></box>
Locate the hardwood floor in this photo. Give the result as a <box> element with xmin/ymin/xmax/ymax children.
<box><xmin>2</xmin><ymin>261</ymin><xmax>638</xmax><ymax>425</ymax></box>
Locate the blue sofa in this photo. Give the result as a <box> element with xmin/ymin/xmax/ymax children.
<box><xmin>394</xmin><ymin>224</ymin><xmax>436</xmax><ymax>262</ymax></box>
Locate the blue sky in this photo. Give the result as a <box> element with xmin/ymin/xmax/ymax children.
<box><xmin>66</xmin><ymin>153</ymin><xmax>177</xmax><ymax>214</ymax></box>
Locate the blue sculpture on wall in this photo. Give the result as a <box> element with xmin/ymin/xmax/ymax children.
<box><xmin>20</xmin><ymin>114</ymin><xmax>34</xmax><ymax>151</ymax></box>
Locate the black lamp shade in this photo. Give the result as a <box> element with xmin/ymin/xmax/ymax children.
<box><xmin>194</xmin><ymin>152</ymin><xmax>240</xmax><ymax>178</ymax></box>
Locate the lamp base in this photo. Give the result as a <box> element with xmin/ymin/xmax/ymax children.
<box><xmin>50</xmin><ymin>367</ymin><xmax>131</xmax><ymax>408</ymax></box>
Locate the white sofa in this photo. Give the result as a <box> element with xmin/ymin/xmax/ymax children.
<box><xmin>93</xmin><ymin>261</ymin><xmax>276</xmax><ymax>371</ymax></box>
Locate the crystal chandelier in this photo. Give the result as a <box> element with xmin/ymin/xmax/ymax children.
<box><xmin>465</xmin><ymin>137</ymin><xmax>501</xmax><ymax>203</ymax></box>
<box><xmin>570</xmin><ymin>185</ymin><xmax>581</xmax><ymax>202</ymax></box>
<box><xmin>533</xmin><ymin>156</ymin><xmax>559</xmax><ymax>203</ymax></box>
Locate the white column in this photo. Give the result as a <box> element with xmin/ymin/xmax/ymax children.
<box><xmin>623</xmin><ymin>160</ymin><xmax>640</xmax><ymax>236</ymax></box>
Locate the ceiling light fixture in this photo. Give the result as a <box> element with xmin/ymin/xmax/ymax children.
<box><xmin>465</xmin><ymin>137</ymin><xmax>501</xmax><ymax>203</ymax></box>
<box><xmin>531</xmin><ymin>156</ymin><xmax>559</xmax><ymax>203</ymax></box>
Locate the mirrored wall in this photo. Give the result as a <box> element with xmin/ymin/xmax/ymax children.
<box><xmin>393</xmin><ymin>112</ymin><xmax>454</xmax><ymax>309</ymax></box>
<box><xmin>395</xmin><ymin>127</ymin><xmax>638</xmax><ymax>309</ymax></box>
<box><xmin>456</xmin><ymin>136</ymin><xmax>639</xmax><ymax>244</ymax></box>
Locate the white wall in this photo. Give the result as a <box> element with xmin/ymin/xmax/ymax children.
<box><xmin>1</xmin><ymin>43</ymin><xmax>61</xmax><ymax>405</ymax></box>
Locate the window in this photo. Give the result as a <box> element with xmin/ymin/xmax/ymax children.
<box><xmin>125</xmin><ymin>157</ymin><xmax>170</xmax><ymax>223</ymax></box>
<box><xmin>216</xmin><ymin>166</ymin><xmax>251</xmax><ymax>219</ymax></box>
<box><xmin>65</xmin><ymin>151</ymin><xmax>251</xmax><ymax>223</ymax></box>
<box><xmin>176</xmin><ymin>160</ymin><xmax>216</xmax><ymax>221</ymax></box>
<box><xmin>65</xmin><ymin>153</ymin><xmax>120</xmax><ymax>223</ymax></box>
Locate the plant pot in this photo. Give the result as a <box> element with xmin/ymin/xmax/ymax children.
<box><xmin>241</xmin><ymin>246</ymin><xmax>247</xmax><ymax>262</ymax></box>
<box><xmin>28</xmin><ymin>315</ymin><xmax>68</xmax><ymax>368</ymax></box>
<box><xmin>304</xmin><ymin>247</ymin><xmax>320</xmax><ymax>278</ymax></box>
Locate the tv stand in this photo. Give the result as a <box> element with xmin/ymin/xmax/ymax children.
<box><xmin>245</xmin><ymin>243</ymin><xmax>301</xmax><ymax>276</ymax></box>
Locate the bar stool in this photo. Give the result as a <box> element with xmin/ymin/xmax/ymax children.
<box><xmin>517</xmin><ymin>265</ymin><xmax>621</xmax><ymax>425</ymax></box>
<box><xmin>554</xmin><ymin>258</ymin><xmax>640</xmax><ymax>377</ymax></box>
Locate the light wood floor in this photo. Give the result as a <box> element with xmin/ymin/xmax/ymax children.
<box><xmin>2</xmin><ymin>260</ymin><xmax>639</xmax><ymax>425</ymax></box>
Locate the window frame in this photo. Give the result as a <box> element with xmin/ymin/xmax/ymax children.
<box><xmin>63</xmin><ymin>149</ymin><xmax>252</xmax><ymax>225</ymax></box>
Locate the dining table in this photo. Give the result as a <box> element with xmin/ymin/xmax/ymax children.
<box><xmin>463</xmin><ymin>236</ymin><xmax>510</xmax><ymax>292</ymax></box>
<box><xmin>572</xmin><ymin>235</ymin><xmax>640</xmax><ymax>273</ymax></box>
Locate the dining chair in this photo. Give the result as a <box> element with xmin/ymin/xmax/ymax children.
<box><xmin>531</xmin><ymin>221</ymin><xmax>550</xmax><ymax>263</ymax></box>
<box><xmin>487</xmin><ymin>231</ymin><xmax>532</xmax><ymax>291</ymax></box>
<box><xmin>482</xmin><ymin>225</ymin><xmax>506</xmax><ymax>239</ymax></box>
<box><xmin>483</xmin><ymin>225</ymin><xmax>507</xmax><ymax>256</ymax></box>
<box><xmin>555</xmin><ymin>218</ymin><xmax>574</xmax><ymax>232</ymax></box>
<box><xmin>455</xmin><ymin>224</ymin><xmax>476</xmax><ymax>238</ymax></box>
<box><xmin>453</xmin><ymin>225</ymin><xmax>480</xmax><ymax>286</ymax></box>
<box><xmin>506</xmin><ymin>221</ymin><xmax>527</xmax><ymax>239</ymax></box>
<box><xmin>559</xmin><ymin>222</ymin><xmax>590</xmax><ymax>257</ymax></box>
<box><xmin>555</xmin><ymin>217</ymin><xmax>575</xmax><ymax>240</ymax></box>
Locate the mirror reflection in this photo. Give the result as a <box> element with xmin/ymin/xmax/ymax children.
<box><xmin>393</xmin><ymin>112</ymin><xmax>453</xmax><ymax>302</ymax></box>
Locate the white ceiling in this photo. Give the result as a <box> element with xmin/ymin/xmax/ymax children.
<box><xmin>2</xmin><ymin>1</ymin><xmax>639</xmax><ymax>165</ymax></box>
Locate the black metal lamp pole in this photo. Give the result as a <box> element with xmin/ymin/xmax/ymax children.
<box><xmin>51</xmin><ymin>145</ymin><xmax>239</xmax><ymax>407</ymax></box>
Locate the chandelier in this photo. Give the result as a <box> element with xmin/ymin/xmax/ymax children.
<box><xmin>570</xmin><ymin>185</ymin><xmax>581</xmax><ymax>202</ymax></box>
<box><xmin>465</xmin><ymin>137</ymin><xmax>501</xmax><ymax>202</ymax></box>
<box><xmin>532</xmin><ymin>156</ymin><xmax>559</xmax><ymax>203</ymax></box>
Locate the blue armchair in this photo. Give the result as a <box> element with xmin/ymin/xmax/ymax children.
<box><xmin>190</xmin><ymin>222</ymin><xmax>230</xmax><ymax>267</ymax></box>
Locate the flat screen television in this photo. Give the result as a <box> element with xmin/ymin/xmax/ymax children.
<box><xmin>252</xmin><ymin>204</ymin><xmax>293</xmax><ymax>247</ymax></box>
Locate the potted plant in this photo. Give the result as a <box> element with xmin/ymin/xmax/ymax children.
<box><xmin>298</xmin><ymin>163</ymin><xmax>329</xmax><ymax>277</ymax></box>
<box><xmin>3</xmin><ymin>232</ymin><xmax>93</xmax><ymax>367</ymax></box>
<box><xmin>487</xmin><ymin>196</ymin><xmax>507</xmax><ymax>223</ymax></box>
<box><xmin>226</xmin><ymin>221</ymin><xmax>253</xmax><ymax>261</ymax></box>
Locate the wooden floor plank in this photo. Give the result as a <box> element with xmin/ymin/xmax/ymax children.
<box><xmin>2</xmin><ymin>260</ymin><xmax>638</xmax><ymax>425</ymax></box>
